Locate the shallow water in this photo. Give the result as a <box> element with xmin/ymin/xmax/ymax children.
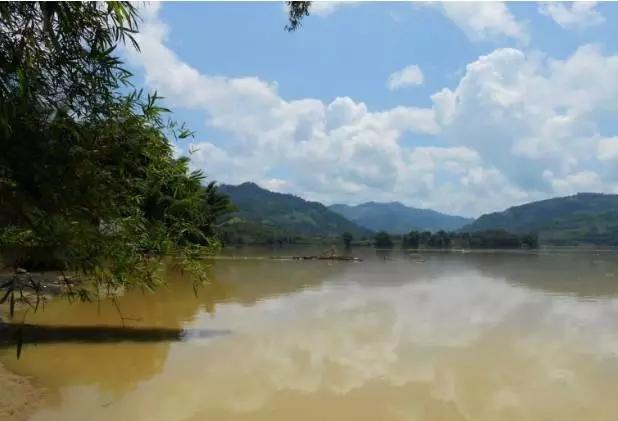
<box><xmin>3</xmin><ymin>248</ymin><xmax>618</xmax><ymax>420</ymax></box>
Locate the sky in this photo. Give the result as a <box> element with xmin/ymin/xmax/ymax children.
<box><xmin>124</xmin><ymin>1</ymin><xmax>618</xmax><ymax>218</ymax></box>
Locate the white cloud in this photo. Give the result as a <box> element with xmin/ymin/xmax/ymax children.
<box><xmin>432</xmin><ymin>45</ymin><xmax>618</xmax><ymax>200</ymax></box>
<box><xmin>309</xmin><ymin>1</ymin><xmax>357</xmax><ymax>17</ymax></box>
<box><xmin>261</xmin><ymin>178</ymin><xmax>290</xmax><ymax>192</ymax></box>
<box><xmin>546</xmin><ymin>170</ymin><xmax>604</xmax><ymax>196</ymax></box>
<box><xmin>434</xmin><ymin>2</ymin><xmax>529</xmax><ymax>43</ymax></box>
<box><xmin>539</xmin><ymin>1</ymin><xmax>605</xmax><ymax>29</ymax></box>
<box><xmin>126</xmin><ymin>4</ymin><xmax>618</xmax><ymax>217</ymax></box>
<box><xmin>597</xmin><ymin>137</ymin><xmax>618</xmax><ymax>162</ymax></box>
<box><xmin>387</xmin><ymin>64</ymin><xmax>424</xmax><ymax>90</ymax></box>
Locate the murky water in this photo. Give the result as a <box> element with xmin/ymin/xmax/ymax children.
<box><xmin>4</xmin><ymin>248</ymin><xmax>618</xmax><ymax>420</ymax></box>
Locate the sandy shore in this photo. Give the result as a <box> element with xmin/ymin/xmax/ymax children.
<box><xmin>0</xmin><ymin>362</ymin><xmax>47</xmax><ymax>421</ymax></box>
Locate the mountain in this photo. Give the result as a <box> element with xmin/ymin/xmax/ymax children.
<box><xmin>462</xmin><ymin>193</ymin><xmax>618</xmax><ymax>244</ymax></box>
<box><xmin>539</xmin><ymin>209</ymin><xmax>618</xmax><ymax>246</ymax></box>
<box><xmin>218</xmin><ymin>182</ymin><xmax>372</xmax><ymax>239</ymax></box>
<box><xmin>329</xmin><ymin>202</ymin><xmax>473</xmax><ymax>234</ymax></box>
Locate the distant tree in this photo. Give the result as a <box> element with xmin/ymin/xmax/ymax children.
<box><xmin>419</xmin><ymin>231</ymin><xmax>432</xmax><ymax>247</ymax></box>
<box><xmin>432</xmin><ymin>230</ymin><xmax>451</xmax><ymax>248</ymax></box>
<box><xmin>403</xmin><ymin>231</ymin><xmax>420</xmax><ymax>249</ymax></box>
<box><xmin>459</xmin><ymin>232</ymin><xmax>471</xmax><ymax>249</ymax></box>
<box><xmin>374</xmin><ymin>231</ymin><xmax>393</xmax><ymax>248</ymax></box>
<box><xmin>521</xmin><ymin>233</ymin><xmax>539</xmax><ymax>249</ymax></box>
<box><xmin>405</xmin><ymin>229</ymin><xmax>537</xmax><ymax>250</ymax></box>
<box><xmin>465</xmin><ymin>230</ymin><xmax>522</xmax><ymax>248</ymax></box>
<box><xmin>342</xmin><ymin>232</ymin><xmax>353</xmax><ymax>248</ymax></box>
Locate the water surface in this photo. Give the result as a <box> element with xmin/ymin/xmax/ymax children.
<box><xmin>3</xmin><ymin>248</ymin><xmax>618</xmax><ymax>420</ymax></box>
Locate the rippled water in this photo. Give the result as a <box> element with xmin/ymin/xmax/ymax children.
<box><xmin>3</xmin><ymin>248</ymin><xmax>618</xmax><ymax>420</ymax></box>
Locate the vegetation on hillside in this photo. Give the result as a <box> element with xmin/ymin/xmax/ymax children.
<box><xmin>463</xmin><ymin>193</ymin><xmax>618</xmax><ymax>233</ymax></box>
<box><xmin>462</xmin><ymin>193</ymin><xmax>618</xmax><ymax>246</ymax></box>
<box><xmin>217</xmin><ymin>183</ymin><xmax>618</xmax><ymax>248</ymax></box>
<box><xmin>539</xmin><ymin>209</ymin><xmax>618</xmax><ymax>246</ymax></box>
<box><xmin>217</xmin><ymin>182</ymin><xmax>371</xmax><ymax>245</ymax></box>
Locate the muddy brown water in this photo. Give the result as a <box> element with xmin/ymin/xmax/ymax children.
<box><xmin>3</xmin><ymin>247</ymin><xmax>618</xmax><ymax>420</ymax></box>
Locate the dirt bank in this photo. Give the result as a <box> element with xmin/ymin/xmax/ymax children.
<box><xmin>0</xmin><ymin>362</ymin><xmax>47</xmax><ymax>421</ymax></box>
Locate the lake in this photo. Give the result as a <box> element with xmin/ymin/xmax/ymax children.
<box><xmin>3</xmin><ymin>247</ymin><xmax>618</xmax><ymax>420</ymax></box>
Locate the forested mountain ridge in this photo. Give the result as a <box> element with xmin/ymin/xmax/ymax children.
<box><xmin>462</xmin><ymin>193</ymin><xmax>618</xmax><ymax>245</ymax></box>
<box><xmin>539</xmin><ymin>209</ymin><xmax>618</xmax><ymax>245</ymax></box>
<box><xmin>329</xmin><ymin>202</ymin><xmax>472</xmax><ymax>233</ymax></box>
<box><xmin>218</xmin><ymin>182</ymin><xmax>372</xmax><ymax>240</ymax></box>
<box><xmin>463</xmin><ymin>193</ymin><xmax>618</xmax><ymax>232</ymax></box>
<box><xmin>217</xmin><ymin>185</ymin><xmax>618</xmax><ymax>247</ymax></box>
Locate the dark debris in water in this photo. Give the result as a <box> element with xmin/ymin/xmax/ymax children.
<box><xmin>0</xmin><ymin>323</ymin><xmax>230</xmax><ymax>358</ymax></box>
<box><xmin>269</xmin><ymin>255</ymin><xmax>362</xmax><ymax>262</ymax></box>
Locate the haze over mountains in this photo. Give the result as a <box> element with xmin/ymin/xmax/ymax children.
<box><xmin>329</xmin><ymin>202</ymin><xmax>472</xmax><ymax>233</ymax></box>
<box><xmin>219</xmin><ymin>182</ymin><xmax>618</xmax><ymax>246</ymax></box>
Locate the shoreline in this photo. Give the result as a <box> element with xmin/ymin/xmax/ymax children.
<box><xmin>0</xmin><ymin>361</ymin><xmax>47</xmax><ymax>421</ymax></box>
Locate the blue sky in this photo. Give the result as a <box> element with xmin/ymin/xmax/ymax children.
<box><xmin>125</xmin><ymin>2</ymin><xmax>618</xmax><ymax>217</ymax></box>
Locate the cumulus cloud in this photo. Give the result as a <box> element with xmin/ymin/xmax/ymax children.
<box><xmin>125</xmin><ymin>4</ymin><xmax>618</xmax><ymax>217</ymax></box>
<box><xmin>598</xmin><ymin>137</ymin><xmax>618</xmax><ymax>162</ymax></box>
<box><xmin>387</xmin><ymin>64</ymin><xmax>424</xmax><ymax>90</ymax></box>
<box><xmin>127</xmin><ymin>4</ymin><xmax>472</xmax><ymax>211</ymax></box>
<box><xmin>539</xmin><ymin>1</ymin><xmax>605</xmax><ymax>29</ymax></box>
<box><xmin>433</xmin><ymin>2</ymin><xmax>529</xmax><ymax>43</ymax></box>
<box><xmin>432</xmin><ymin>45</ymin><xmax>618</xmax><ymax>199</ymax></box>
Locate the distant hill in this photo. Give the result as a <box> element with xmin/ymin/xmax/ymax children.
<box><xmin>218</xmin><ymin>182</ymin><xmax>372</xmax><ymax>240</ymax></box>
<box><xmin>462</xmin><ymin>193</ymin><xmax>618</xmax><ymax>245</ymax></box>
<box><xmin>329</xmin><ymin>202</ymin><xmax>473</xmax><ymax>234</ymax></box>
<box><xmin>539</xmin><ymin>209</ymin><xmax>618</xmax><ymax>246</ymax></box>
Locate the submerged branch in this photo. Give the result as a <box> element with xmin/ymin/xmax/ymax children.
<box><xmin>0</xmin><ymin>323</ymin><xmax>230</xmax><ymax>350</ymax></box>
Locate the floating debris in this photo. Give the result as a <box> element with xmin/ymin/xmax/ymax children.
<box><xmin>270</xmin><ymin>255</ymin><xmax>362</xmax><ymax>262</ymax></box>
<box><xmin>0</xmin><ymin>323</ymin><xmax>230</xmax><ymax>348</ymax></box>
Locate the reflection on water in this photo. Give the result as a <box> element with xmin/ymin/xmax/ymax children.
<box><xmin>3</xmin><ymin>248</ymin><xmax>618</xmax><ymax>420</ymax></box>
